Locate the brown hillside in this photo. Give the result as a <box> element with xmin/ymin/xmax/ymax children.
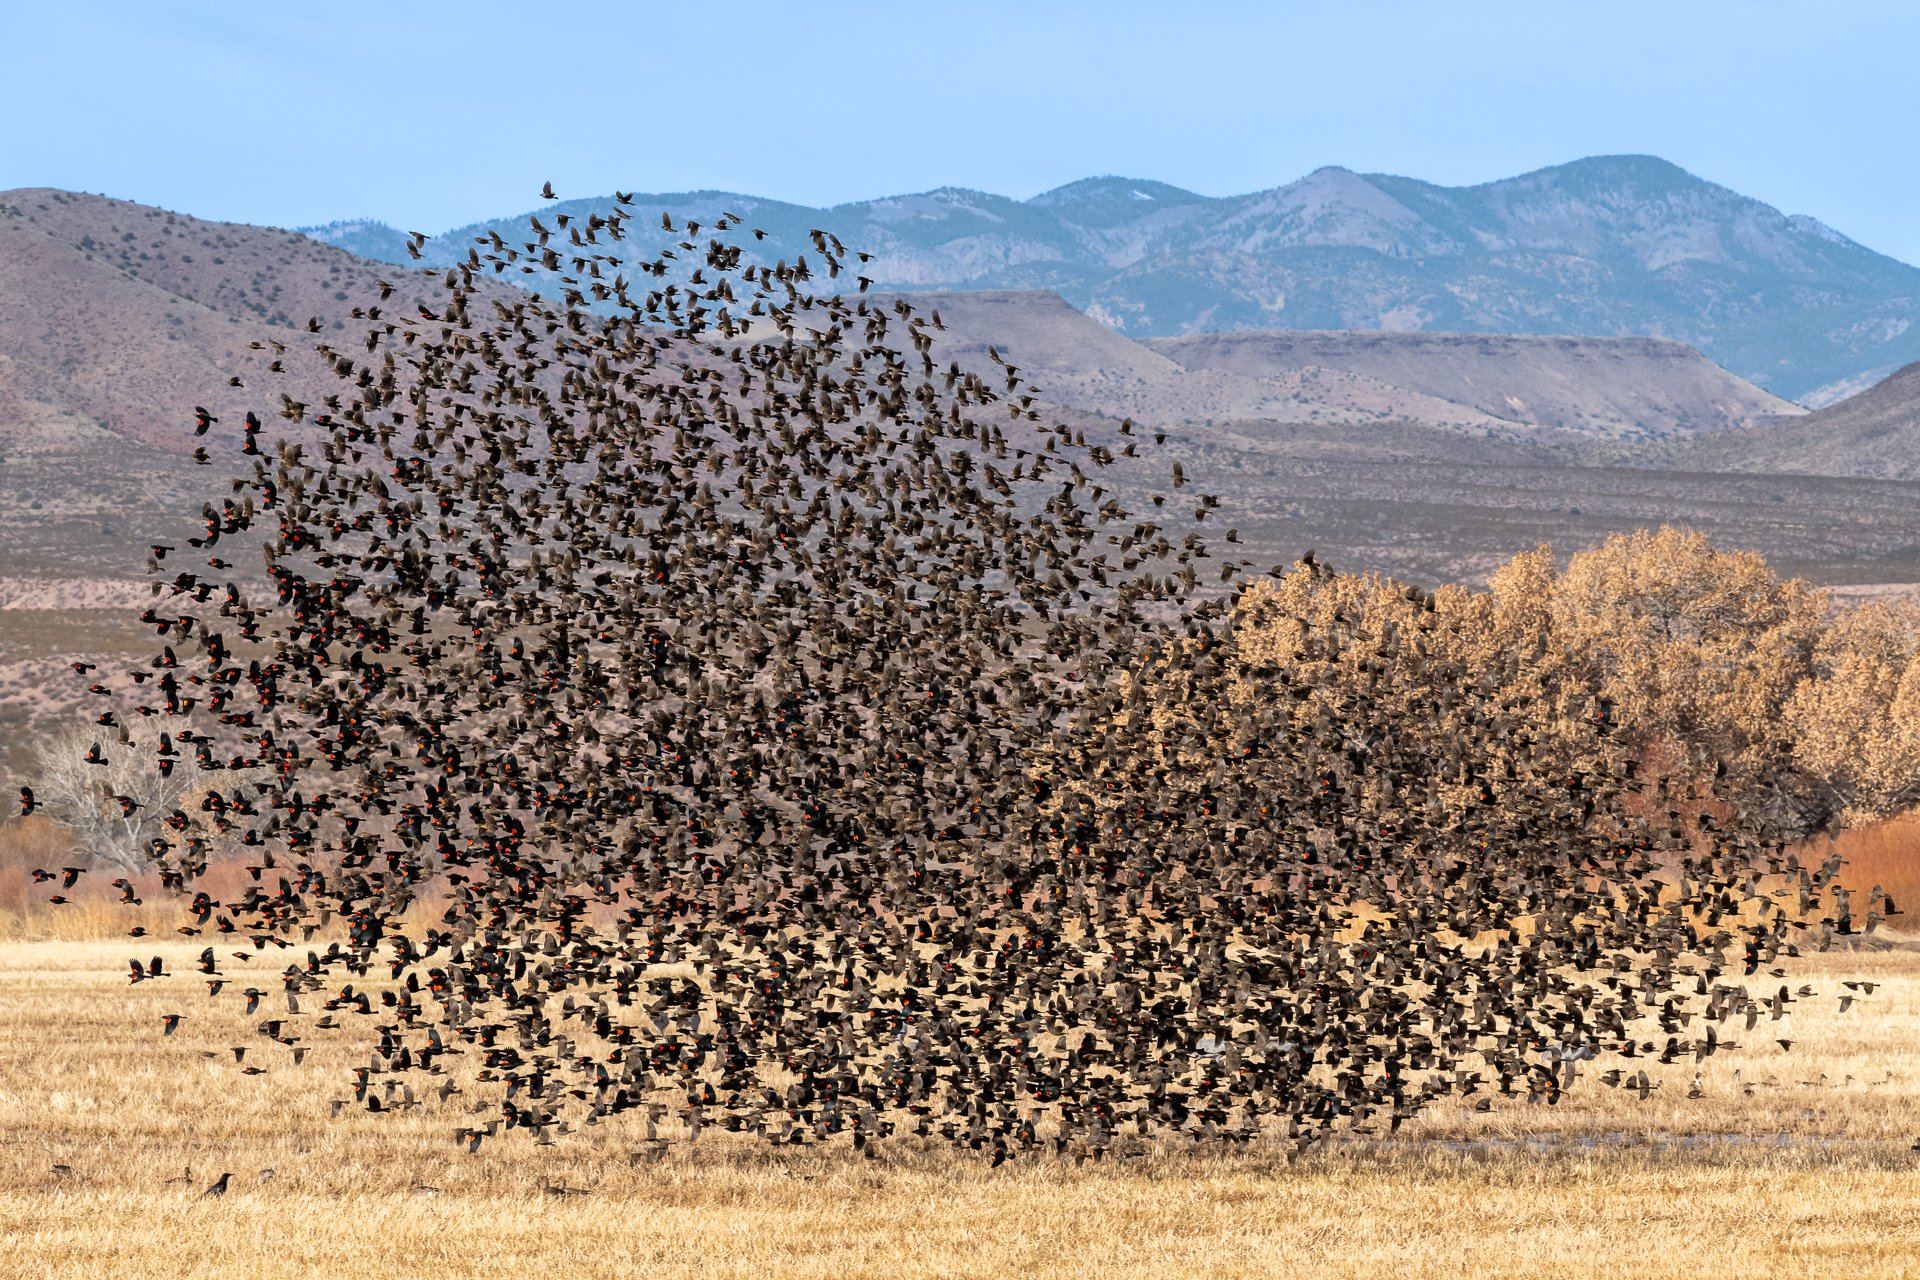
<box><xmin>0</xmin><ymin>188</ymin><xmax>559</xmax><ymax>592</ymax></box>
<box><xmin>1145</xmin><ymin>330</ymin><xmax>1804</xmax><ymax>439</ymax></box>
<box><xmin>4</xmin><ymin>188</ymin><xmax>1920</xmax><ymax>602</ymax></box>
<box><xmin>1646</xmin><ymin>362</ymin><xmax>1920</xmax><ymax>480</ymax></box>
<box><xmin>870</xmin><ymin>291</ymin><xmax>1532</xmax><ymax>430</ymax></box>
<box><xmin>0</xmin><ymin>188</ymin><xmax>457</xmax><ymax>456</ymax></box>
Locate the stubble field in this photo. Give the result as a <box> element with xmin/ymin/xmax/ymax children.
<box><xmin>3</xmin><ymin>921</ymin><xmax>1920</xmax><ymax>1279</ymax></box>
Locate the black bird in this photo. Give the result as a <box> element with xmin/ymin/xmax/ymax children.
<box><xmin>201</xmin><ymin>1172</ymin><xmax>232</xmax><ymax>1198</ymax></box>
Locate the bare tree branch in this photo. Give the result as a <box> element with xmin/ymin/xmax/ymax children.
<box><xmin>28</xmin><ymin>723</ymin><xmax>195</xmax><ymax>873</ymax></box>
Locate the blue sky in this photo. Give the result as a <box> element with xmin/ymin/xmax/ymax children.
<box><xmin>7</xmin><ymin>0</ymin><xmax>1919</xmax><ymax>263</ymax></box>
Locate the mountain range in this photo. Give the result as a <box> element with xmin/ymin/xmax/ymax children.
<box><xmin>5</xmin><ymin>184</ymin><xmax>1920</xmax><ymax>598</ymax></box>
<box><xmin>302</xmin><ymin>155</ymin><xmax>1920</xmax><ymax>405</ymax></box>
<box><xmin>7</xmin><ymin>182</ymin><xmax>1920</xmax><ymax>773</ymax></box>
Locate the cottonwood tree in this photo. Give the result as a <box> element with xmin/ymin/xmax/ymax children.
<box><xmin>1072</xmin><ymin>559</ymin><xmax>1628</xmax><ymax>836</ymax></box>
<box><xmin>28</xmin><ymin>723</ymin><xmax>195</xmax><ymax>873</ymax></box>
<box><xmin>1785</xmin><ymin>599</ymin><xmax>1920</xmax><ymax>821</ymax></box>
<box><xmin>1547</xmin><ymin>526</ymin><xmax>1826</xmax><ymax>780</ymax></box>
<box><xmin>1128</xmin><ymin>531</ymin><xmax>1864</xmax><ymax>848</ymax></box>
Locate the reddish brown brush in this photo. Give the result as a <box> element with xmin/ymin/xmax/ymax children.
<box><xmin>1825</xmin><ymin>810</ymin><xmax>1920</xmax><ymax>911</ymax></box>
<box><xmin>0</xmin><ymin>815</ymin><xmax>467</xmax><ymax>941</ymax></box>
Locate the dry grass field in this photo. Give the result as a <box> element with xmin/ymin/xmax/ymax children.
<box><xmin>3</xmin><ymin>879</ymin><xmax>1920</xmax><ymax>1276</ymax></box>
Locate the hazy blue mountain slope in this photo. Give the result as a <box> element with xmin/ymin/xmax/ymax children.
<box><xmin>298</xmin><ymin>155</ymin><xmax>1920</xmax><ymax>403</ymax></box>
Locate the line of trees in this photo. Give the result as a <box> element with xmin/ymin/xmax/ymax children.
<box><xmin>19</xmin><ymin>525</ymin><xmax>1920</xmax><ymax>870</ymax></box>
<box><xmin>1217</xmin><ymin>526</ymin><xmax>1920</xmax><ymax>836</ymax></box>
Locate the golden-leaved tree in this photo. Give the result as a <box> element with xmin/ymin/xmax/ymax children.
<box><xmin>1120</xmin><ymin>528</ymin><xmax>1919</xmax><ymax>843</ymax></box>
<box><xmin>1545</xmin><ymin>527</ymin><xmax>1826</xmax><ymax>781</ymax></box>
<box><xmin>1784</xmin><ymin>599</ymin><xmax>1920</xmax><ymax>820</ymax></box>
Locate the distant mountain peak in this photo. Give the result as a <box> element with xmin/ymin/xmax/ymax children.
<box><xmin>1490</xmin><ymin>153</ymin><xmax>1720</xmax><ymax>202</ymax></box>
<box><xmin>1519</xmin><ymin>153</ymin><xmax>1698</xmax><ymax>181</ymax></box>
<box><xmin>1559</xmin><ymin>152</ymin><xmax>1693</xmax><ymax>175</ymax></box>
<box><xmin>1285</xmin><ymin>166</ymin><xmax>1383</xmax><ymax>195</ymax></box>
<box><xmin>1028</xmin><ymin>177</ymin><xmax>1207</xmax><ymax>207</ymax></box>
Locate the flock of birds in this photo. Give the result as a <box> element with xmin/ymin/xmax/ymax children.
<box><xmin>19</xmin><ymin>186</ymin><xmax>1865</xmax><ymax>1164</ymax></box>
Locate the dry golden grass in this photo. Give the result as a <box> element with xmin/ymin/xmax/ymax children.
<box><xmin>6</xmin><ymin>815</ymin><xmax>1920</xmax><ymax>1277</ymax></box>
<box><xmin>0</xmin><ymin>815</ymin><xmax>474</xmax><ymax>945</ymax></box>
<box><xmin>4</xmin><ymin>816</ymin><xmax>1919</xmax><ymax>1278</ymax></box>
<box><xmin>4</xmin><ymin>932</ymin><xmax>1920</xmax><ymax>1278</ymax></box>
